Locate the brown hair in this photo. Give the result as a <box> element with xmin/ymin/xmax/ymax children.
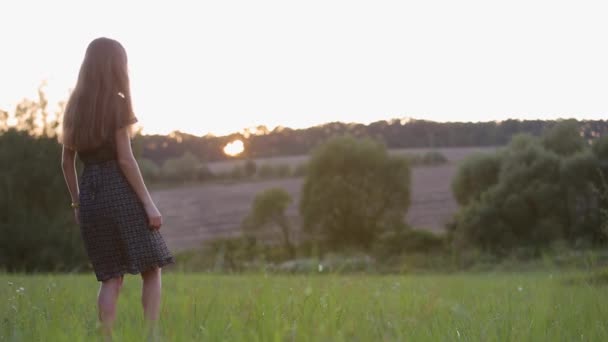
<box><xmin>61</xmin><ymin>37</ymin><xmax>136</xmax><ymax>151</ymax></box>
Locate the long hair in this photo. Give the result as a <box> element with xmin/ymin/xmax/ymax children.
<box><xmin>61</xmin><ymin>37</ymin><xmax>136</xmax><ymax>150</ymax></box>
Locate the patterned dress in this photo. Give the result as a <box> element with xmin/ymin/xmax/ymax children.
<box><xmin>77</xmin><ymin>119</ymin><xmax>174</xmax><ymax>281</ymax></box>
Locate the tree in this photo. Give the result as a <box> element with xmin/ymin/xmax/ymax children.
<box><xmin>592</xmin><ymin>136</ymin><xmax>608</xmax><ymax>237</ymax></box>
<box><xmin>0</xmin><ymin>88</ymin><xmax>87</xmax><ymax>272</ymax></box>
<box><xmin>452</xmin><ymin>148</ymin><xmax>565</xmax><ymax>254</ymax></box>
<box><xmin>452</xmin><ymin>152</ymin><xmax>501</xmax><ymax>206</ymax></box>
<box><xmin>560</xmin><ymin>150</ymin><xmax>603</xmax><ymax>242</ymax></box>
<box><xmin>592</xmin><ymin>135</ymin><xmax>608</xmax><ymax>172</ymax></box>
<box><xmin>0</xmin><ymin>130</ymin><xmax>87</xmax><ymax>271</ymax></box>
<box><xmin>10</xmin><ymin>82</ymin><xmax>60</xmax><ymax>137</ymax></box>
<box><xmin>451</xmin><ymin>129</ymin><xmax>607</xmax><ymax>255</ymax></box>
<box><xmin>300</xmin><ymin>136</ymin><xmax>411</xmax><ymax>249</ymax></box>
<box><xmin>243</xmin><ymin>188</ymin><xmax>295</xmax><ymax>258</ymax></box>
<box><xmin>0</xmin><ymin>109</ymin><xmax>8</xmax><ymax>132</ymax></box>
<box><xmin>541</xmin><ymin>119</ymin><xmax>586</xmax><ymax>156</ymax></box>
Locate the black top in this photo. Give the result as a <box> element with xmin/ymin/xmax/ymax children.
<box><xmin>78</xmin><ymin>116</ymin><xmax>138</xmax><ymax>164</ymax></box>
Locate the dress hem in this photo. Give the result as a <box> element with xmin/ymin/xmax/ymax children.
<box><xmin>95</xmin><ymin>256</ymin><xmax>175</xmax><ymax>282</ymax></box>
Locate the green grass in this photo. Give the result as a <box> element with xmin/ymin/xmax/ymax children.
<box><xmin>1</xmin><ymin>272</ymin><xmax>607</xmax><ymax>341</ymax></box>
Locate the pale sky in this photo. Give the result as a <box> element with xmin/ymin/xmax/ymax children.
<box><xmin>1</xmin><ymin>0</ymin><xmax>607</xmax><ymax>136</ymax></box>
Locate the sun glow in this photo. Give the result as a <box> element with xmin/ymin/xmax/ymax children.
<box><xmin>223</xmin><ymin>140</ymin><xmax>245</xmax><ymax>157</ymax></box>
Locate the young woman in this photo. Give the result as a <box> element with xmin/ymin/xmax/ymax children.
<box><xmin>60</xmin><ymin>37</ymin><xmax>174</xmax><ymax>336</ymax></box>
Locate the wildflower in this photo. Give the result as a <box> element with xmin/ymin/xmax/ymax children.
<box><xmin>318</xmin><ymin>264</ymin><xmax>324</xmax><ymax>272</ymax></box>
<box><xmin>517</xmin><ymin>286</ymin><xmax>523</xmax><ymax>292</ymax></box>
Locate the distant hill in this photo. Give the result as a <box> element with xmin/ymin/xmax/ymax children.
<box><xmin>134</xmin><ymin>118</ymin><xmax>608</xmax><ymax>164</ymax></box>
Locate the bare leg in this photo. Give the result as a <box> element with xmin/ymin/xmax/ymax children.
<box><xmin>141</xmin><ymin>267</ymin><xmax>162</xmax><ymax>336</ymax></box>
<box><xmin>97</xmin><ymin>276</ymin><xmax>123</xmax><ymax>339</ymax></box>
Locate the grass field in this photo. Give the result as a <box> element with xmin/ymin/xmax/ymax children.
<box><xmin>2</xmin><ymin>271</ymin><xmax>606</xmax><ymax>341</ymax></box>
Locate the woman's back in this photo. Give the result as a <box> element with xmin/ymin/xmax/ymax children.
<box><xmin>77</xmin><ymin>114</ymin><xmax>137</xmax><ymax>164</ymax></box>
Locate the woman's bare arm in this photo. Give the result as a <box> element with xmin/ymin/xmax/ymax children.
<box><xmin>61</xmin><ymin>146</ymin><xmax>80</xmax><ymax>223</ymax></box>
<box><xmin>115</xmin><ymin>127</ymin><xmax>162</xmax><ymax>229</ymax></box>
<box><xmin>61</xmin><ymin>146</ymin><xmax>79</xmax><ymax>204</ymax></box>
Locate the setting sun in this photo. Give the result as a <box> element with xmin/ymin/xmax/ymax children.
<box><xmin>223</xmin><ymin>139</ymin><xmax>245</xmax><ymax>156</ymax></box>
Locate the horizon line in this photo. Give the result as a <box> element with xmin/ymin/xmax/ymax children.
<box><xmin>141</xmin><ymin>116</ymin><xmax>606</xmax><ymax>139</ymax></box>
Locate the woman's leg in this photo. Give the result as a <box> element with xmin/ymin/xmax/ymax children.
<box><xmin>97</xmin><ymin>276</ymin><xmax>124</xmax><ymax>336</ymax></box>
<box><xmin>141</xmin><ymin>267</ymin><xmax>162</xmax><ymax>340</ymax></box>
<box><xmin>141</xmin><ymin>267</ymin><xmax>162</xmax><ymax>321</ymax></box>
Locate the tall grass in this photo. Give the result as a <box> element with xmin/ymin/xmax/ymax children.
<box><xmin>1</xmin><ymin>272</ymin><xmax>607</xmax><ymax>341</ymax></box>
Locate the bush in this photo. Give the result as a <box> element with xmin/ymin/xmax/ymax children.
<box><xmin>372</xmin><ymin>228</ymin><xmax>447</xmax><ymax>261</ymax></box>
<box><xmin>175</xmin><ymin>235</ymin><xmax>301</xmax><ymax>272</ymax></box>
<box><xmin>175</xmin><ymin>236</ymin><xmax>259</xmax><ymax>272</ymax></box>
<box><xmin>138</xmin><ymin>158</ymin><xmax>160</xmax><ymax>183</ymax></box>
<box><xmin>452</xmin><ymin>152</ymin><xmax>500</xmax><ymax>206</ymax></box>
<box><xmin>160</xmin><ymin>151</ymin><xmax>204</xmax><ymax>183</ymax></box>
<box><xmin>300</xmin><ymin>136</ymin><xmax>411</xmax><ymax>249</ymax></box>
<box><xmin>0</xmin><ymin>129</ymin><xmax>88</xmax><ymax>272</ymax></box>
<box><xmin>450</xmin><ymin>123</ymin><xmax>607</xmax><ymax>255</ymax></box>
<box><xmin>242</xmin><ymin>188</ymin><xmax>294</xmax><ymax>257</ymax></box>
<box><xmin>542</xmin><ymin>119</ymin><xmax>586</xmax><ymax>156</ymax></box>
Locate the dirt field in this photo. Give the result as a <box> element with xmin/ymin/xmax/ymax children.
<box><xmin>153</xmin><ymin>147</ymin><xmax>497</xmax><ymax>251</ymax></box>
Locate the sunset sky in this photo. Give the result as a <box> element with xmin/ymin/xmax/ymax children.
<box><xmin>2</xmin><ymin>0</ymin><xmax>607</xmax><ymax>137</ymax></box>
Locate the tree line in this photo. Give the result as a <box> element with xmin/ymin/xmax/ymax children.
<box><xmin>137</xmin><ymin>119</ymin><xmax>608</xmax><ymax>164</ymax></box>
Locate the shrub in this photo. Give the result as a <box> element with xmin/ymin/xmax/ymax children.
<box><xmin>138</xmin><ymin>158</ymin><xmax>160</xmax><ymax>183</ymax></box>
<box><xmin>160</xmin><ymin>151</ymin><xmax>203</xmax><ymax>183</ymax></box>
<box><xmin>300</xmin><ymin>136</ymin><xmax>411</xmax><ymax>249</ymax></box>
<box><xmin>542</xmin><ymin>119</ymin><xmax>586</xmax><ymax>156</ymax></box>
<box><xmin>372</xmin><ymin>228</ymin><xmax>447</xmax><ymax>261</ymax></box>
<box><xmin>450</xmin><ymin>124</ymin><xmax>608</xmax><ymax>255</ymax></box>
<box><xmin>0</xmin><ymin>129</ymin><xmax>88</xmax><ymax>272</ymax></box>
<box><xmin>452</xmin><ymin>152</ymin><xmax>501</xmax><ymax>206</ymax></box>
<box><xmin>242</xmin><ymin>188</ymin><xmax>294</xmax><ymax>257</ymax></box>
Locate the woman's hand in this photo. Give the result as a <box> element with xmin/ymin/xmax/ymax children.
<box><xmin>116</xmin><ymin>128</ymin><xmax>163</xmax><ymax>231</ymax></box>
<box><xmin>144</xmin><ymin>202</ymin><xmax>163</xmax><ymax>230</ymax></box>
